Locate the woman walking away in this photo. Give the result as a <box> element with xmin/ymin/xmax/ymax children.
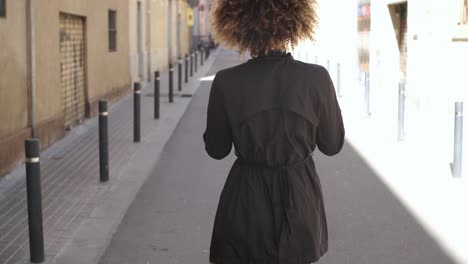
<box><xmin>203</xmin><ymin>0</ymin><xmax>345</xmax><ymax>263</ymax></box>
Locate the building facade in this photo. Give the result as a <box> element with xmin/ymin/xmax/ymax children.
<box><xmin>0</xmin><ymin>0</ymin><xmax>195</xmax><ymax>178</ymax></box>
<box><xmin>129</xmin><ymin>0</ymin><xmax>192</xmax><ymax>83</ymax></box>
<box><xmin>368</xmin><ymin>0</ymin><xmax>468</xmax><ymax>163</ymax></box>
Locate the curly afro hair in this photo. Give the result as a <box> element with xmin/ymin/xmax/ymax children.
<box><xmin>211</xmin><ymin>0</ymin><xmax>318</xmax><ymax>57</ymax></box>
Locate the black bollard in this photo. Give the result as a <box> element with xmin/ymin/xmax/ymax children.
<box><xmin>185</xmin><ymin>54</ymin><xmax>188</xmax><ymax>83</ymax></box>
<box><xmin>178</xmin><ymin>58</ymin><xmax>182</xmax><ymax>92</ymax></box>
<box><xmin>201</xmin><ymin>49</ymin><xmax>204</xmax><ymax>66</ymax></box>
<box><xmin>453</xmin><ymin>102</ymin><xmax>463</xmax><ymax>178</ymax></box>
<box><xmin>169</xmin><ymin>64</ymin><xmax>174</xmax><ymax>103</ymax></box>
<box><xmin>195</xmin><ymin>51</ymin><xmax>198</xmax><ymax>73</ymax></box>
<box><xmin>154</xmin><ymin>71</ymin><xmax>160</xmax><ymax>119</ymax></box>
<box><xmin>134</xmin><ymin>82</ymin><xmax>141</xmax><ymax>142</ymax></box>
<box><xmin>398</xmin><ymin>80</ymin><xmax>406</xmax><ymax>141</ymax></box>
<box><xmin>364</xmin><ymin>72</ymin><xmax>371</xmax><ymax>116</ymax></box>
<box><xmin>99</xmin><ymin>100</ymin><xmax>109</xmax><ymax>182</ymax></box>
<box><xmin>190</xmin><ymin>53</ymin><xmax>193</xmax><ymax>77</ymax></box>
<box><xmin>25</xmin><ymin>138</ymin><xmax>45</xmax><ymax>263</ymax></box>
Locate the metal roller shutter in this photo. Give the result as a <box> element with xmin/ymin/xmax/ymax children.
<box><xmin>60</xmin><ymin>13</ymin><xmax>86</xmax><ymax>129</ymax></box>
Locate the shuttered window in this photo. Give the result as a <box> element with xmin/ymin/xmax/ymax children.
<box><xmin>108</xmin><ymin>10</ymin><xmax>117</xmax><ymax>51</ymax></box>
<box><xmin>0</xmin><ymin>0</ymin><xmax>6</xmax><ymax>18</ymax></box>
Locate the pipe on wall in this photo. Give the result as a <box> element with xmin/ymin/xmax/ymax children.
<box><xmin>168</xmin><ymin>0</ymin><xmax>173</xmax><ymax>65</ymax></box>
<box><xmin>27</xmin><ymin>0</ymin><xmax>36</xmax><ymax>138</ymax></box>
<box><xmin>146</xmin><ymin>0</ymin><xmax>151</xmax><ymax>82</ymax></box>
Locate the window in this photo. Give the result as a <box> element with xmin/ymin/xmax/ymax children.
<box><xmin>108</xmin><ymin>10</ymin><xmax>117</xmax><ymax>51</ymax></box>
<box><xmin>0</xmin><ymin>0</ymin><xmax>6</xmax><ymax>18</ymax></box>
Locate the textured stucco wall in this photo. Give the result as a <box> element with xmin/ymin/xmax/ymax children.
<box><xmin>0</xmin><ymin>0</ymin><xmax>28</xmax><ymax>138</ymax></box>
<box><xmin>33</xmin><ymin>0</ymin><xmax>131</xmax><ymax>125</ymax></box>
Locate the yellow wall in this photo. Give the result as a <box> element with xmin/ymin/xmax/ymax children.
<box><xmin>33</xmin><ymin>0</ymin><xmax>131</xmax><ymax>124</ymax></box>
<box><xmin>0</xmin><ymin>0</ymin><xmax>29</xmax><ymax>138</ymax></box>
<box><xmin>0</xmin><ymin>0</ymin><xmax>193</xmax><ymax>177</ymax></box>
<box><xmin>130</xmin><ymin>0</ymin><xmax>191</xmax><ymax>82</ymax></box>
<box><xmin>35</xmin><ymin>0</ymin><xmax>129</xmax><ymax>122</ymax></box>
<box><xmin>179</xmin><ymin>0</ymin><xmax>191</xmax><ymax>57</ymax></box>
<box><xmin>0</xmin><ymin>0</ymin><xmax>194</xmax><ymax>137</ymax></box>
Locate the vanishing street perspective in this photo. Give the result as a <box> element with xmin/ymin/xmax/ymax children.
<box><xmin>1</xmin><ymin>0</ymin><xmax>468</xmax><ymax>263</ymax></box>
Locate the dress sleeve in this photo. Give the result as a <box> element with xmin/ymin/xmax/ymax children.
<box><xmin>203</xmin><ymin>74</ymin><xmax>233</xmax><ymax>160</ymax></box>
<box><xmin>316</xmin><ymin>69</ymin><xmax>345</xmax><ymax>156</ymax></box>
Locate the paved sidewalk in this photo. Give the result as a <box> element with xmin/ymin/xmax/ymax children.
<box><xmin>99</xmin><ymin>49</ymin><xmax>454</xmax><ymax>264</ymax></box>
<box><xmin>0</xmin><ymin>49</ymin><xmax>218</xmax><ymax>264</ymax></box>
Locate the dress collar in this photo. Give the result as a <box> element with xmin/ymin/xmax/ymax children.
<box><xmin>259</xmin><ymin>50</ymin><xmax>288</xmax><ymax>57</ymax></box>
<box><xmin>249</xmin><ymin>50</ymin><xmax>293</xmax><ymax>62</ymax></box>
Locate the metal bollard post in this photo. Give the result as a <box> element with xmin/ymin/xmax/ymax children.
<box><xmin>178</xmin><ymin>58</ymin><xmax>182</xmax><ymax>92</ymax></box>
<box><xmin>99</xmin><ymin>100</ymin><xmax>109</xmax><ymax>182</ymax></box>
<box><xmin>154</xmin><ymin>71</ymin><xmax>160</xmax><ymax>119</ymax></box>
<box><xmin>195</xmin><ymin>51</ymin><xmax>198</xmax><ymax>72</ymax></box>
<box><xmin>398</xmin><ymin>80</ymin><xmax>406</xmax><ymax>141</ymax></box>
<box><xmin>169</xmin><ymin>64</ymin><xmax>174</xmax><ymax>103</ymax></box>
<box><xmin>25</xmin><ymin>138</ymin><xmax>45</xmax><ymax>263</ymax></box>
<box><xmin>364</xmin><ymin>72</ymin><xmax>371</xmax><ymax>116</ymax></box>
<box><xmin>185</xmin><ymin>54</ymin><xmax>188</xmax><ymax>83</ymax></box>
<box><xmin>337</xmin><ymin>63</ymin><xmax>341</xmax><ymax>97</ymax></box>
<box><xmin>201</xmin><ymin>48</ymin><xmax>204</xmax><ymax>66</ymax></box>
<box><xmin>453</xmin><ymin>102</ymin><xmax>463</xmax><ymax>178</ymax></box>
<box><xmin>190</xmin><ymin>53</ymin><xmax>193</xmax><ymax>77</ymax></box>
<box><xmin>134</xmin><ymin>82</ymin><xmax>141</xmax><ymax>143</ymax></box>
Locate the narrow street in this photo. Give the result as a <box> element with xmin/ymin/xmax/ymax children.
<box><xmin>99</xmin><ymin>49</ymin><xmax>453</xmax><ymax>264</ymax></box>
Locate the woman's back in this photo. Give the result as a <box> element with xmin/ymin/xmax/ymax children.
<box><xmin>204</xmin><ymin>52</ymin><xmax>345</xmax><ymax>264</ymax></box>
<box><xmin>205</xmin><ymin>52</ymin><xmax>344</xmax><ymax>165</ymax></box>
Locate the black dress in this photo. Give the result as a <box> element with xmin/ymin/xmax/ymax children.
<box><xmin>203</xmin><ymin>52</ymin><xmax>345</xmax><ymax>264</ymax></box>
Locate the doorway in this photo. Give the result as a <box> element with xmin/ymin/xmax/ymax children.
<box><xmin>60</xmin><ymin>13</ymin><xmax>87</xmax><ymax>129</ymax></box>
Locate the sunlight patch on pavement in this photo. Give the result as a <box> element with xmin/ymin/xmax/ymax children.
<box><xmin>200</xmin><ymin>75</ymin><xmax>216</xmax><ymax>82</ymax></box>
<box><xmin>343</xmin><ymin>112</ymin><xmax>468</xmax><ymax>264</ymax></box>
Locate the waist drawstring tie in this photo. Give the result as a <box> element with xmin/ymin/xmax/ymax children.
<box><xmin>236</xmin><ymin>154</ymin><xmax>313</xmax><ymax>248</ymax></box>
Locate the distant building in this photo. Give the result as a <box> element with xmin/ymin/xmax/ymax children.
<box><xmin>128</xmin><ymin>0</ymin><xmax>192</xmax><ymax>83</ymax></box>
<box><xmin>358</xmin><ymin>0</ymin><xmax>371</xmax><ymax>72</ymax></box>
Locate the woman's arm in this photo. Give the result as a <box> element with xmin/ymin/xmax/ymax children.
<box><xmin>316</xmin><ymin>68</ymin><xmax>345</xmax><ymax>156</ymax></box>
<box><xmin>203</xmin><ymin>74</ymin><xmax>233</xmax><ymax>160</ymax></box>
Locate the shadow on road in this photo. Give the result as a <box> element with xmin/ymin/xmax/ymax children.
<box><xmin>316</xmin><ymin>142</ymin><xmax>455</xmax><ymax>264</ymax></box>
